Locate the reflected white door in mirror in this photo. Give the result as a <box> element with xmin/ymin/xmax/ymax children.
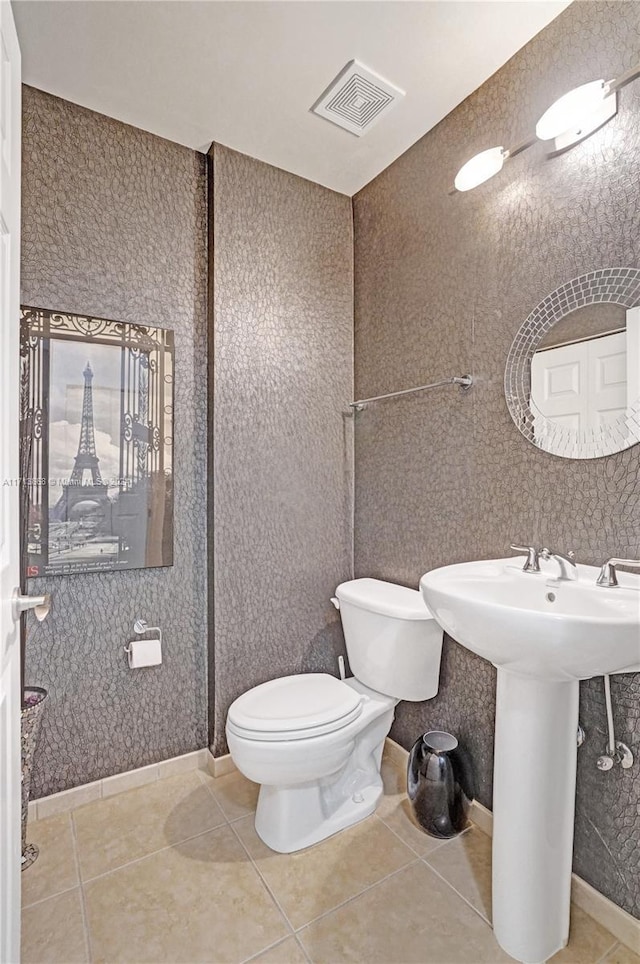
<box><xmin>505</xmin><ymin>268</ymin><xmax>640</xmax><ymax>458</ymax></box>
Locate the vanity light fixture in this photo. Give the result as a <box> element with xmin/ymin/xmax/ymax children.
<box><xmin>454</xmin><ymin>146</ymin><xmax>505</xmax><ymax>192</ymax></box>
<box><xmin>452</xmin><ymin>138</ymin><xmax>534</xmax><ymax>193</ymax></box>
<box><xmin>535</xmin><ymin>80</ymin><xmax>617</xmax><ymax>151</ymax></box>
<box><xmin>451</xmin><ymin>60</ymin><xmax>640</xmax><ymax>193</ymax></box>
<box><xmin>536</xmin><ymin>62</ymin><xmax>640</xmax><ymax>152</ymax></box>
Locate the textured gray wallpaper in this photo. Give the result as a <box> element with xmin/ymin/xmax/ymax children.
<box><xmin>20</xmin><ymin>1</ymin><xmax>638</xmax><ymax>918</ymax></box>
<box><xmin>353</xmin><ymin>1</ymin><xmax>640</xmax><ymax>918</ymax></box>
<box><xmin>21</xmin><ymin>87</ymin><xmax>209</xmax><ymax>796</ymax></box>
<box><xmin>209</xmin><ymin>144</ymin><xmax>353</xmax><ymax>754</ymax></box>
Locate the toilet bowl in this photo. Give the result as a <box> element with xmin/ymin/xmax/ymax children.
<box><xmin>226</xmin><ymin>578</ymin><xmax>443</xmax><ymax>853</ymax></box>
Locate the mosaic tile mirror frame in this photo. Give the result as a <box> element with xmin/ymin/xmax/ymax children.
<box><xmin>505</xmin><ymin>267</ymin><xmax>640</xmax><ymax>460</ymax></box>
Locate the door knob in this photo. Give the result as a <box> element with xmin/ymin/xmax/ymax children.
<box><xmin>12</xmin><ymin>589</ymin><xmax>52</xmax><ymax>622</ymax></box>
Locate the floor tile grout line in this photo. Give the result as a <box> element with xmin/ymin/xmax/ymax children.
<box><xmin>228</xmin><ymin>810</ymin><xmax>259</xmax><ymax>824</ymax></box>
<box><xmin>294</xmin><ymin>933</ymin><xmax>314</xmax><ymax>964</ymax></box>
<box><xmin>239</xmin><ymin>932</ymin><xmax>313</xmax><ymax>964</ymax></box>
<box><xmin>423</xmin><ymin>850</ymin><xmax>625</xmax><ymax>956</ymax></box>
<box><xmin>21</xmin><ymin>882</ymin><xmax>80</xmax><ymax>911</ymax></box>
<box><xmin>226</xmin><ymin>810</ymin><xmax>422</xmax><ymax>939</ymax></box>
<box><xmin>60</xmin><ymin>769</ymin><xmax>237</xmax><ymax>887</ymax></box>
<box><xmin>596</xmin><ymin>939</ymin><xmax>626</xmax><ymax>964</ymax></box>
<box><xmin>196</xmin><ymin>767</ymin><xmax>239</xmax><ymax>822</ymax></box>
<box><xmin>292</xmin><ymin>856</ymin><xmax>422</xmax><ymax>936</ymax></box>
<box><xmin>239</xmin><ymin>935</ymin><xmax>292</xmax><ymax>964</ymax></box>
<box><xmin>196</xmin><ymin>768</ymin><xmax>222</xmax><ymax>802</ymax></box>
<box><xmin>226</xmin><ymin>819</ymin><xmax>297</xmax><ymax>938</ymax></box>
<box><xmin>196</xmin><ymin>767</ymin><xmax>255</xmax><ymax>826</ymax></box>
<box><xmin>374</xmin><ymin>809</ymin><xmax>471</xmax><ymax>861</ymax></box>
<box><xmin>70</xmin><ymin>810</ymin><xmax>94</xmax><ymax>964</ymax></box>
<box><xmin>372</xmin><ymin>810</ymin><xmax>427</xmax><ymax>858</ymax></box>
<box><xmin>420</xmin><ymin>856</ymin><xmax>493</xmax><ymax>928</ymax></box>
<box><xmin>382</xmin><ymin>777</ymin><xmax>626</xmax><ymax>961</ymax></box>
<box><xmin>78</xmin><ymin>820</ymin><xmax>229</xmax><ymax>886</ymax></box>
<box><xmin>218</xmin><ymin>803</ymin><xmax>424</xmax><ymax>961</ymax></box>
<box><xmin>224</xmin><ymin>801</ymin><xmax>452</xmax><ymax>941</ymax></box>
<box><xmin>196</xmin><ymin>771</ymin><xmax>231</xmax><ymax>824</ymax></box>
<box><xmin>616</xmin><ymin>942</ymin><xmax>640</xmax><ymax>960</ymax></box>
<box><xmin>379</xmin><ymin>777</ymin><xmax>627</xmax><ymax>962</ymax></box>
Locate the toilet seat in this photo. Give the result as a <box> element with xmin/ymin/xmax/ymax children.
<box><xmin>227</xmin><ymin>673</ymin><xmax>364</xmax><ymax>742</ymax></box>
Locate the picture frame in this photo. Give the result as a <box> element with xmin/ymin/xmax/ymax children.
<box><xmin>20</xmin><ymin>306</ymin><xmax>174</xmax><ymax>577</ymax></box>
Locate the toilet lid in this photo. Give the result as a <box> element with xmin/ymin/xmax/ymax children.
<box><xmin>227</xmin><ymin>673</ymin><xmax>363</xmax><ymax>739</ymax></box>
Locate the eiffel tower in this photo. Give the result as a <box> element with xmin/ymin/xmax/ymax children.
<box><xmin>51</xmin><ymin>362</ymin><xmax>111</xmax><ymax>522</ymax></box>
<box><xmin>70</xmin><ymin>362</ymin><xmax>104</xmax><ymax>486</ymax></box>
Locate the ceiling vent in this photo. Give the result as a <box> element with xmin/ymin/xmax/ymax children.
<box><xmin>311</xmin><ymin>60</ymin><xmax>405</xmax><ymax>136</ymax></box>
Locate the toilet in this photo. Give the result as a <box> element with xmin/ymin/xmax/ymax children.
<box><xmin>225</xmin><ymin>577</ymin><xmax>443</xmax><ymax>853</ymax></box>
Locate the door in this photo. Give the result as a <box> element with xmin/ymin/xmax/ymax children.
<box><xmin>588</xmin><ymin>331</ymin><xmax>628</xmax><ymax>429</ymax></box>
<box><xmin>624</xmin><ymin>306</ymin><xmax>639</xmax><ymax>414</ymax></box>
<box><xmin>531</xmin><ymin>339</ymin><xmax>588</xmax><ymax>433</ymax></box>
<box><xmin>531</xmin><ymin>331</ymin><xmax>628</xmax><ymax>437</ymax></box>
<box><xmin>0</xmin><ymin>1</ymin><xmax>21</xmax><ymax>960</ymax></box>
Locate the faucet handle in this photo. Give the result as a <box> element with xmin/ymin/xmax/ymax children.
<box><xmin>510</xmin><ymin>545</ymin><xmax>541</xmax><ymax>573</ymax></box>
<box><xmin>596</xmin><ymin>558</ymin><xmax>640</xmax><ymax>587</ymax></box>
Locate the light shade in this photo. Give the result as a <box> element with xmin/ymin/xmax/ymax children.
<box><xmin>536</xmin><ymin>80</ymin><xmax>606</xmax><ymax>141</ymax></box>
<box><xmin>454</xmin><ymin>147</ymin><xmax>505</xmax><ymax>192</ymax></box>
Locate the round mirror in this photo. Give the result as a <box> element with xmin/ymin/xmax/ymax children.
<box><xmin>505</xmin><ymin>268</ymin><xmax>640</xmax><ymax>459</ymax></box>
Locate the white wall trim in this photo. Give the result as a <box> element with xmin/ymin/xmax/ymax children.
<box><xmin>469</xmin><ymin>798</ymin><xmax>494</xmax><ymax>838</ymax></box>
<box><xmin>570</xmin><ymin>875</ymin><xmax>639</xmax><ymax>954</ymax></box>
<box><xmin>207</xmin><ymin>750</ymin><xmax>237</xmax><ymax>777</ymax></box>
<box><xmin>384</xmin><ymin>738</ymin><xmax>640</xmax><ymax>953</ymax></box>
<box><xmin>30</xmin><ymin>748</ymin><xmax>212</xmax><ymax>820</ymax></box>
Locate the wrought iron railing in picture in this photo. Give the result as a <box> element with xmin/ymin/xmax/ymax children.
<box><xmin>19</xmin><ymin>306</ymin><xmax>174</xmax><ymax>578</ymax></box>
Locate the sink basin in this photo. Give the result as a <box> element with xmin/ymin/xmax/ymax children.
<box><xmin>420</xmin><ymin>556</ymin><xmax>640</xmax><ymax>680</ymax></box>
<box><xmin>419</xmin><ymin>555</ymin><xmax>640</xmax><ymax>964</ymax></box>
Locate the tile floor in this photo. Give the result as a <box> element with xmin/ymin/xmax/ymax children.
<box><xmin>21</xmin><ymin>753</ymin><xmax>639</xmax><ymax>964</ymax></box>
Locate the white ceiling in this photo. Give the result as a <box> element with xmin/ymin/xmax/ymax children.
<box><xmin>13</xmin><ymin>0</ymin><xmax>570</xmax><ymax>196</ymax></box>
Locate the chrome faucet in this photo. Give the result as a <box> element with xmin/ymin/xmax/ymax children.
<box><xmin>539</xmin><ymin>548</ymin><xmax>577</xmax><ymax>581</ymax></box>
<box><xmin>596</xmin><ymin>558</ymin><xmax>640</xmax><ymax>587</ymax></box>
<box><xmin>511</xmin><ymin>545</ymin><xmax>577</xmax><ymax>579</ymax></box>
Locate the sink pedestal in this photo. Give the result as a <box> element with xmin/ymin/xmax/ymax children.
<box><xmin>492</xmin><ymin>671</ymin><xmax>579</xmax><ymax>964</ymax></box>
<box><xmin>420</xmin><ymin>556</ymin><xmax>640</xmax><ymax>963</ymax></box>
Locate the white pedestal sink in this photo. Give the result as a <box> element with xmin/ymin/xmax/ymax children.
<box><xmin>420</xmin><ymin>557</ymin><xmax>640</xmax><ymax>964</ymax></box>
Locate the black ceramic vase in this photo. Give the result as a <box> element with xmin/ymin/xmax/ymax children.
<box><xmin>407</xmin><ymin>730</ymin><xmax>475</xmax><ymax>838</ymax></box>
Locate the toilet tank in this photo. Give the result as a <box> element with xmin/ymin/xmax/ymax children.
<box><xmin>335</xmin><ymin>578</ymin><xmax>443</xmax><ymax>702</ymax></box>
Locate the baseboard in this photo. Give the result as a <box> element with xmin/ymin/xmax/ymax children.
<box><xmin>469</xmin><ymin>798</ymin><xmax>493</xmax><ymax>837</ymax></box>
<box><xmin>207</xmin><ymin>749</ymin><xmax>237</xmax><ymax>777</ymax></box>
<box><xmin>570</xmin><ymin>874</ymin><xmax>640</xmax><ymax>954</ymax></box>
<box><xmin>31</xmin><ymin>747</ymin><xmax>212</xmax><ymax>820</ymax></box>
<box><xmin>384</xmin><ymin>738</ymin><xmax>639</xmax><ymax>953</ymax></box>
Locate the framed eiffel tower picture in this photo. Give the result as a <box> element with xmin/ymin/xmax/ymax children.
<box><xmin>20</xmin><ymin>306</ymin><xmax>174</xmax><ymax>577</ymax></box>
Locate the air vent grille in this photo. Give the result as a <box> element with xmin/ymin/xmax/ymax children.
<box><xmin>311</xmin><ymin>60</ymin><xmax>404</xmax><ymax>137</ymax></box>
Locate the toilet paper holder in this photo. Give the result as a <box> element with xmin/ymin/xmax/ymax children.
<box><xmin>124</xmin><ymin>618</ymin><xmax>163</xmax><ymax>655</ymax></box>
